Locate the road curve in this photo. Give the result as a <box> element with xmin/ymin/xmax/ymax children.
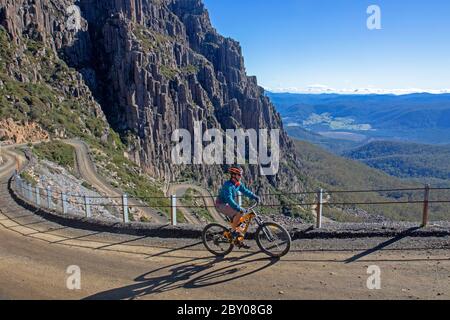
<box><xmin>65</xmin><ymin>139</ymin><xmax>167</xmax><ymax>224</ymax></box>
<box><xmin>0</xmin><ymin>152</ymin><xmax>15</xmax><ymax>179</ymax></box>
<box><xmin>168</xmin><ymin>184</ymin><xmax>227</xmax><ymax>225</ymax></box>
<box><xmin>167</xmin><ymin>185</ymin><xmax>202</xmax><ymax>225</ymax></box>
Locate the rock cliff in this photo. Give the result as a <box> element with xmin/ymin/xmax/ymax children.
<box><xmin>0</xmin><ymin>0</ymin><xmax>309</xmax><ymax>199</ymax></box>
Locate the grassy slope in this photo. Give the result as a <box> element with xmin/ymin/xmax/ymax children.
<box><xmin>345</xmin><ymin>141</ymin><xmax>450</xmax><ymax>186</ymax></box>
<box><xmin>180</xmin><ymin>188</ymin><xmax>213</xmax><ymax>223</ymax></box>
<box><xmin>294</xmin><ymin>139</ymin><xmax>450</xmax><ymax>221</ymax></box>
<box><xmin>33</xmin><ymin>141</ymin><xmax>76</xmax><ymax>168</ymax></box>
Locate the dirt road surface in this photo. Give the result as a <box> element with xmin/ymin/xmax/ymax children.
<box><xmin>65</xmin><ymin>140</ymin><xmax>167</xmax><ymax>224</ymax></box>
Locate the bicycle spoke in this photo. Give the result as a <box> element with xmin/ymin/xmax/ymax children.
<box><xmin>203</xmin><ymin>224</ymin><xmax>234</xmax><ymax>256</ymax></box>
<box><xmin>256</xmin><ymin>222</ymin><xmax>291</xmax><ymax>257</ymax></box>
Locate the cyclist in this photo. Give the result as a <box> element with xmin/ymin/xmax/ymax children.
<box><xmin>215</xmin><ymin>165</ymin><xmax>260</xmax><ymax>248</ymax></box>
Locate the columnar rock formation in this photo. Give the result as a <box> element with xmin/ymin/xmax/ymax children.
<box><xmin>0</xmin><ymin>0</ymin><xmax>308</xmax><ymax>196</ymax></box>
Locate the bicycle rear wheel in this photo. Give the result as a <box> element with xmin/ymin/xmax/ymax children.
<box><xmin>256</xmin><ymin>222</ymin><xmax>291</xmax><ymax>258</ymax></box>
<box><xmin>202</xmin><ymin>223</ymin><xmax>234</xmax><ymax>257</ymax></box>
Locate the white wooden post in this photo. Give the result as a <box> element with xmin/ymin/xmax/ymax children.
<box><xmin>238</xmin><ymin>191</ymin><xmax>242</xmax><ymax>207</ymax></box>
<box><xmin>171</xmin><ymin>195</ymin><xmax>177</xmax><ymax>226</ymax></box>
<box><xmin>18</xmin><ymin>178</ymin><xmax>23</xmax><ymax>196</ymax></box>
<box><xmin>14</xmin><ymin>172</ymin><xmax>19</xmax><ymax>190</ymax></box>
<box><xmin>47</xmin><ymin>186</ymin><xmax>52</xmax><ymax>209</ymax></box>
<box><xmin>24</xmin><ymin>183</ymin><xmax>28</xmax><ymax>199</ymax></box>
<box><xmin>35</xmin><ymin>186</ymin><xmax>40</xmax><ymax>206</ymax></box>
<box><xmin>123</xmin><ymin>194</ymin><xmax>129</xmax><ymax>223</ymax></box>
<box><xmin>27</xmin><ymin>183</ymin><xmax>32</xmax><ymax>201</ymax></box>
<box><xmin>61</xmin><ymin>192</ymin><xmax>68</xmax><ymax>214</ymax></box>
<box><xmin>84</xmin><ymin>196</ymin><xmax>91</xmax><ymax>218</ymax></box>
<box><xmin>316</xmin><ymin>188</ymin><xmax>323</xmax><ymax>229</ymax></box>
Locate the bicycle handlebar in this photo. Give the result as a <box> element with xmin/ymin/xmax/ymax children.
<box><xmin>247</xmin><ymin>201</ymin><xmax>259</xmax><ymax>211</ymax></box>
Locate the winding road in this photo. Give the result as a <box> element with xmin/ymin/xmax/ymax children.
<box><xmin>65</xmin><ymin>139</ymin><xmax>167</xmax><ymax>224</ymax></box>
<box><xmin>168</xmin><ymin>184</ymin><xmax>227</xmax><ymax>225</ymax></box>
<box><xmin>0</xmin><ymin>144</ymin><xmax>449</xmax><ymax>300</ymax></box>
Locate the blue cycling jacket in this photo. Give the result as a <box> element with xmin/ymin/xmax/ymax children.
<box><xmin>217</xmin><ymin>180</ymin><xmax>258</xmax><ymax>212</ymax></box>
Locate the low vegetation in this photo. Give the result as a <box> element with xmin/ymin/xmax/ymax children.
<box><xmin>19</xmin><ymin>171</ymin><xmax>38</xmax><ymax>187</ymax></box>
<box><xmin>32</xmin><ymin>141</ymin><xmax>75</xmax><ymax>169</ymax></box>
<box><xmin>294</xmin><ymin>139</ymin><xmax>450</xmax><ymax>222</ymax></box>
<box><xmin>181</xmin><ymin>188</ymin><xmax>213</xmax><ymax>223</ymax></box>
<box><xmin>345</xmin><ymin>141</ymin><xmax>450</xmax><ymax>185</ymax></box>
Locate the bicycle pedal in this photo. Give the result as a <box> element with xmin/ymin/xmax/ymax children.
<box><xmin>223</xmin><ymin>231</ymin><xmax>232</xmax><ymax>240</ymax></box>
<box><xmin>237</xmin><ymin>242</ymin><xmax>251</xmax><ymax>250</ymax></box>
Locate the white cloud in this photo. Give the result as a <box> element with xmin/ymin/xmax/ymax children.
<box><xmin>263</xmin><ymin>84</ymin><xmax>450</xmax><ymax>95</ymax></box>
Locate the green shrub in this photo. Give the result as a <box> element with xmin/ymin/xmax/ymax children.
<box><xmin>20</xmin><ymin>171</ymin><xmax>38</xmax><ymax>187</ymax></box>
<box><xmin>33</xmin><ymin>141</ymin><xmax>75</xmax><ymax>168</ymax></box>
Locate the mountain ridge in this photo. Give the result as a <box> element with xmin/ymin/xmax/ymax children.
<box><xmin>267</xmin><ymin>92</ymin><xmax>450</xmax><ymax>145</ymax></box>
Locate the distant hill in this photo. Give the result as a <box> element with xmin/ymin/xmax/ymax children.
<box><xmin>286</xmin><ymin>126</ymin><xmax>362</xmax><ymax>154</ymax></box>
<box><xmin>268</xmin><ymin>92</ymin><xmax>450</xmax><ymax>145</ymax></box>
<box><xmin>294</xmin><ymin>139</ymin><xmax>416</xmax><ymax>192</ymax></box>
<box><xmin>293</xmin><ymin>139</ymin><xmax>450</xmax><ymax>221</ymax></box>
<box><xmin>345</xmin><ymin>141</ymin><xmax>450</xmax><ymax>186</ymax></box>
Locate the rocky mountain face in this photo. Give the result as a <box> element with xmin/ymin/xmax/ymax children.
<box><xmin>0</xmin><ymin>0</ymin><xmax>309</xmax><ymax>198</ymax></box>
<box><xmin>0</xmin><ymin>118</ymin><xmax>49</xmax><ymax>143</ymax></box>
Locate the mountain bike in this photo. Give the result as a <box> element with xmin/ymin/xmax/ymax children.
<box><xmin>202</xmin><ymin>203</ymin><xmax>292</xmax><ymax>258</ymax></box>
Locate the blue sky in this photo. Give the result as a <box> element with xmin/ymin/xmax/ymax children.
<box><xmin>203</xmin><ymin>0</ymin><xmax>450</xmax><ymax>93</ymax></box>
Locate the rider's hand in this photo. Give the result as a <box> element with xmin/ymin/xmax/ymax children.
<box><xmin>241</xmin><ymin>208</ymin><xmax>249</xmax><ymax>214</ymax></box>
<box><xmin>255</xmin><ymin>195</ymin><xmax>261</xmax><ymax>204</ymax></box>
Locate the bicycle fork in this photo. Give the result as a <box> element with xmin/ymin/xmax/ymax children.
<box><xmin>256</xmin><ymin>217</ymin><xmax>276</xmax><ymax>242</ymax></box>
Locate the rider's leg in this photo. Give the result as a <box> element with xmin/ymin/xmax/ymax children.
<box><xmin>215</xmin><ymin>201</ymin><xmax>245</xmax><ymax>241</ymax></box>
<box><xmin>231</xmin><ymin>213</ymin><xmax>244</xmax><ymax>234</ymax></box>
<box><xmin>216</xmin><ymin>201</ymin><xmax>242</xmax><ymax>231</ymax></box>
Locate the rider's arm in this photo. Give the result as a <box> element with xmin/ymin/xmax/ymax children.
<box><xmin>238</xmin><ymin>183</ymin><xmax>258</xmax><ymax>201</ymax></box>
<box><xmin>224</xmin><ymin>183</ymin><xmax>244</xmax><ymax>212</ymax></box>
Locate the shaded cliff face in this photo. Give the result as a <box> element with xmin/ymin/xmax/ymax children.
<box><xmin>0</xmin><ymin>0</ymin><xmax>108</xmax><ymax>141</ymax></box>
<box><xmin>0</xmin><ymin>0</ymin><xmax>308</xmax><ymax>196</ymax></box>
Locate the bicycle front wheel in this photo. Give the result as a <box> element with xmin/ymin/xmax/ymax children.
<box><xmin>202</xmin><ymin>223</ymin><xmax>234</xmax><ymax>257</ymax></box>
<box><xmin>256</xmin><ymin>222</ymin><xmax>291</xmax><ymax>258</ymax></box>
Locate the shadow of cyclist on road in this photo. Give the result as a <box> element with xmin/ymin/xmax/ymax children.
<box><xmin>84</xmin><ymin>253</ymin><xmax>279</xmax><ymax>300</ymax></box>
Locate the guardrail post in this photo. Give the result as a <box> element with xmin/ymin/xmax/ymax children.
<box><xmin>47</xmin><ymin>186</ymin><xmax>52</xmax><ymax>209</ymax></box>
<box><xmin>61</xmin><ymin>192</ymin><xmax>68</xmax><ymax>214</ymax></box>
<box><xmin>35</xmin><ymin>186</ymin><xmax>40</xmax><ymax>206</ymax></box>
<box><xmin>19</xmin><ymin>179</ymin><xmax>23</xmax><ymax>196</ymax></box>
<box><xmin>316</xmin><ymin>188</ymin><xmax>323</xmax><ymax>229</ymax></box>
<box><xmin>238</xmin><ymin>191</ymin><xmax>242</xmax><ymax>207</ymax></box>
<box><xmin>171</xmin><ymin>195</ymin><xmax>177</xmax><ymax>226</ymax></box>
<box><xmin>122</xmin><ymin>194</ymin><xmax>129</xmax><ymax>223</ymax></box>
<box><xmin>84</xmin><ymin>195</ymin><xmax>91</xmax><ymax>218</ymax></box>
<box><xmin>27</xmin><ymin>183</ymin><xmax>32</xmax><ymax>201</ymax></box>
<box><xmin>14</xmin><ymin>172</ymin><xmax>19</xmax><ymax>190</ymax></box>
<box><xmin>422</xmin><ymin>184</ymin><xmax>430</xmax><ymax>227</ymax></box>
<box><xmin>17</xmin><ymin>178</ymin><xmax>23</xmax><ymax>196</ymax></box>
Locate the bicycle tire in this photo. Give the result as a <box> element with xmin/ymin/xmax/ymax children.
<box><xmin>256</xmin><ymin>222</ymin><xmax>291</xmax><ymax>258</ymax></box>
<box><xmin>202</xmin><ymin>223</ymin><xmax>234</xmax><ymax>257</ymax></box>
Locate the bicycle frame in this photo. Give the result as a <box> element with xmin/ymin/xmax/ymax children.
<box><xmin>227</xmin><ymin>203</ymin><xmax>273</xmax><ymax>239</ymax></box>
